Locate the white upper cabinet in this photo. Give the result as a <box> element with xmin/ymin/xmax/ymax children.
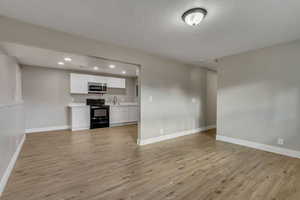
<box><xmin>70</xmin><ymin>73</ymin><xmax>126</xmax><ymax>94</ymax></box>
<box><xmin>107</xmin><ymin>77</ymin><xmax>126</xmax><ymax>88</ymax></box>
<box><xmin>70</xmin><ymin>73</ymin><xmax>89</xmax><ymax>94</ymax></box>
<box><xmin>90</xmin><ymin>75</ymin><xmax>108</xmax><ymax>84</ymax></box>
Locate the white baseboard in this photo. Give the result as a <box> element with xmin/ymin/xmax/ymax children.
<box><xmin>110</xmin><ymin>122</ymin><xmax>137</xmax><ymax>127</ymax></box>
<box><xmin>216</xmin><ymin>135</ymin><xmax>300</xmax><ymax>159</ymax></box>
<box><xmin>71</xmin><ymin>127</ymin><xmax>89</xmax><ymax>131</ymax></box>
<box><xmin>25</xmin><ymin>125</ymin><xmax>70</xmax><ymax>134</ymax></box>
<box><xmin>0</xmin><ymin>134</ymin><xmax>26</xmax><ymax>197</ymax></box>
<box><xmin>138</xmin><ymin>125</ymin><xmax>215</xmax><ymax>145</ymax></box>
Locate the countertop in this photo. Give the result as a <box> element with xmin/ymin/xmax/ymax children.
<box><xmin>68</xmin><ymin>102</ymin><xmax>138</xmax><ymax>107</ymax></box>
<box><xmin>108</xmin><ymin>102</ymin><xmax>138</xmax><ymax>106</ymax></box>
<box><xmin>68</xmin><ymin>103</ymin><xmax>88</xmax><ymax>107</ymax></box>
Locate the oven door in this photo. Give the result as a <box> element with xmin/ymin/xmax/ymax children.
<box><xmin>92</xmin><ymin>107</ymin><xmax>108</xmax><ymax>118</ymax></box>
<box><xmin>90</xmin><ymin>106</ymin><xmax>110</xmax><ymax>128</ymax></box>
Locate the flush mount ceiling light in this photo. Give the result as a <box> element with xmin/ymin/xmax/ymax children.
<box><xmin>58</xmin><ymin>61</ymin><xmax>64</xmax><ymax>65</ymax></box>
<box><xmin>109</xmin><ymin>64</ymin><xmax>115</xmax><ymax>69</ymax></box>
<box><xmin>182</xmin><ymin>8</ymin><xmax>207</xmax><ymax>26</ymax></box>
<box><xmin>122</xmin><ymin>70</ymin><xmax>126</xmax><ymax>74</ymax></box>
<box><xmin>64</xmin><ymin>57</ymin><xmax>72</xmax><ymax>62</ymax></box>
<box><xmin>93</xmin><ymin>66</ymin><xmax>99</xmax><ymax>70</ymax></box>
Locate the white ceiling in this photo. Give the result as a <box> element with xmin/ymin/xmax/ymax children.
<box><xmin>0</xmin><ymin>43</ymin><xmax>139</xmax><ymax>77</ymax></box>
<box><xmin>0</xmin><ymin>0</ymin><xmax>300</xmax><ymax>67</ymax></box>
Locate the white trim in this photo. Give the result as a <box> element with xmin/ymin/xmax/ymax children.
<box><xmin>216</xmin><ymin>135</ymin><xmax>300</xmax><ymax>159</ymax></box>
<box><xmin>138</xmin><ymin>125</ymin><xmax>215</xmax><ymax>145</ymax></box>
<box><xmin>25</xmin><ymin>125</ymin><xmax>70</xmax><ymax>134</ymax></box>
<box><xmin>110</xmin><ymin>122</ymin><xmax>137</xmax><ymax>127</ymax></box>
<box><xmin>71</xmin><ymin>127</ymin><xmax>89</xmax><ymax>131</ymax></box>
<box><xmin>0</xmin><ymin>134</ymin><xmax>26</xmax><ymax>197</ymax></box>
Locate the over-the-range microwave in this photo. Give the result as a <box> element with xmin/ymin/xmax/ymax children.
<box><xmin>88</xmin><ymin>82</ymin><xmax>107</xmax><ymax>94</ymax></box>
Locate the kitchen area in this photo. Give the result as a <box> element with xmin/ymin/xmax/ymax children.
<box><xmin>0</xmin><ymin>42</ymin><xmax>140</xmax><ymax>134</ymax></box>
<box><xmin>68</xmin><ymin>72</ymin><xmax>139</xmax><ymax>131</ymax></box>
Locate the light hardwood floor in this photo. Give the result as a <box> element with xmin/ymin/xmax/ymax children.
<box><xmin>2</xmin><ymin>125</ymin><xmax>300</xmax><ymax>200</ymax></box>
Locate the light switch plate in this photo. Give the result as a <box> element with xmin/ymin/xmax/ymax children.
<box><xmin>149</xmin><ymin>96</ymin><xmax>153</xmax><ymax>102</ymax></box>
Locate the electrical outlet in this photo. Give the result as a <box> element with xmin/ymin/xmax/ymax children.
<box><xmin>160</xmin><ymin>128</ymin><xmax>164</xmax><ymax>135</ymax></box>
<box><xmin>278</xmin><ymin>138</ymin><xmax>284</xmax><ymax>145</ymax></box>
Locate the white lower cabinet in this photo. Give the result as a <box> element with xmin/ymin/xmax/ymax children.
<box><xmin>128</xmin><ymin>106</ymin><xmax>138</xmax><ymax>122</ymax></box>
<box><xmin>110</xmin><ymin>106</ymin><xmax>138</xmax><ymax>125</ymax></box>
<box><xmin>70</xmin><ymin>105</ymin><xmax>138</xmax><ymax>131</ymax></box>
<box><xmin>110</xmin><ymin>107</ymin><xmax>127</xmax><ymax>124</ymax></box>
<box><xmin>70</xmin><ymin>106</ymin><xmax>90</xmax><ymax>131</ymax></box>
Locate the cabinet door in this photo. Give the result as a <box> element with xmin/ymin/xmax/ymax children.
<box><xmin>107</xmin><ymin>78</ymin><xmax>119</xmax><ymax>88</ymax></box>
<box><xmin>71</xmin><ymin>107</ymin><xmax>90</xmax><ymax>130</ymax></box>
<box><xmin>119</xmin><ymin>78</ymin><xmax>126</xmax><ymax>88</ymax></box>
<box><xmin>110</xmin><ymin>106</ymin><xmax>129</xmax><ymax>124</ymax></box>
<box><xmin>110</xmin><ymin>107</ymin><xmax>118</xmax><ymax>124</ymax></box>
<box><xmin>70</xmin><ymin>73</ymin><xmax>89</xmax><ymax>94</ymax></box>
<box><xmin>108</xmin><ymin>77</ymin><xmax>126</xmax><ymax>88</ymax></box>
<box><xmin>90</xmin><ymin>75</ymin><xmax>108</xmax><ymax>84</ymax></box>
<box><xmin>128</xmin><ymin>106</ymin><xmax>138</xmax><ymax>122</ymax></box>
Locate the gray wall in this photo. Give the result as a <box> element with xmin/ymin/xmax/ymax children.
<box><xmin>0</xmin><ymin>16</ymin><xmax>213</xmax><ymax>141</ymax></box>
<box><xmin>141</xmin><ymin>63</ymin><xmax>208</xmax><ymax>139</ymax></box>
<box><xmin>218</xmin><ymin>39</ymin><xmax>300</xmax><ymax>151</ymax></box>
<box><xmin>22</xmin><ymin>65</ymin><xmax>137</xmax><ymax>129</ymax></box>
<box><xmin>0</xmin><ymin>53</ymin><xmax>24</xmax><ymax>193</ymax></box>
<box><xmin>22</xmin><ymin>66</ymin><xmax>72</xmax><ymax>129</ymax></box>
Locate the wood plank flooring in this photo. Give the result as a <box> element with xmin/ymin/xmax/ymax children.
<box><xmin>2</xmin><ymin>125</ymin><xmax>300</xmax><ymax>200</ymax></box>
